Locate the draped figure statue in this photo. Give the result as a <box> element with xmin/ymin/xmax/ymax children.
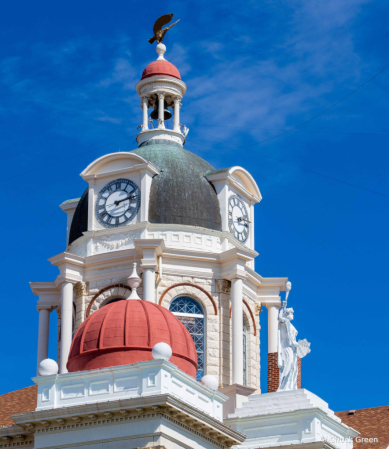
<box><xmin>277</xmin><ymin>307</ymin><xmax>311</xmax><ymax>392</ymax></box>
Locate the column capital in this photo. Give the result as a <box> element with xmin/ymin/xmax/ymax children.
<box><xmin>36</xmin><ymin>304</ymin><xmax>53</xmax><ymax>312</ymax></box>
<box><xmin>263</xmin><ymin>301</ymin><xmax>281</xmax><ymax>309</ymax></box>
<box><xmin>134</xmin><ymin>239</ymin><xmax>165</xmax><ymax>272</ymax></box>
<box><xmin>157</xmin><ymin>92</ymin><xmax>165</xmax><ymax>100</ymax></box>
<box><xmin>74</xmin><ymin>281</ymin><xmax>87</xmax><ymax>298</ymax></box>
<box><xmin>222</xmin><ymin>270</ymin><xmax>248</xmax><ymax>281</ymax></box>
<box><xmin>254</xmin><ymin>303</ymin><xmax>262</xmax><ymax>315</ymax></box>
<box><xmin>140</xmin><ymin>260</ymin><xmax>158</xmax><ymax>271</ymax></box>
<box><xmin>133</xmin><ymin>238</ymin><xmax>166</xmax><ymax>255</ymax></box>
<box><xmin>54</xmin><ymin>275</ymin><xmax>82</xmax><ymax>288</ymax></box>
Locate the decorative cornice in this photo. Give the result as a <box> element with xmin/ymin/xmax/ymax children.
<box><xmin>135</xmin><ymin>76</ymin><xmax>187</xmax><ymax>96</ymax></box>
<box><xmin>205</xmin><ymin>166</ymin><xmax>262</xmax><ymax>203</ymax></box>
<box><xmin>0</xmin><ymin>425</ymin><xmax>34</xmax><ymax>448</ymax></box>
<box><xmin>13</xmin><ymin>395</ymin><xmax>244</xmax><ymax>448</ymax></box>
<box><xmin>80</xmin><ymin>152</ymin><xmax>160</xmax><ymax>181</ymax></box>
<box><xmin>29</xmin><ymin>282</ymin><xmax>59</xmax><ymax>296</ymax></box>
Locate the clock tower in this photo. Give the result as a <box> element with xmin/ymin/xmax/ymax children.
<box><xmin>31</xmin><ymin>40</ymin><xmax>288</xmax><ymax>393</ymax></box>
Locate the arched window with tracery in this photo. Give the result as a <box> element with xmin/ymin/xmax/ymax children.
<box><xmin>170</xmin><ymin>296</ymin><xmax>205</xmax><ymax>381</ymax></box>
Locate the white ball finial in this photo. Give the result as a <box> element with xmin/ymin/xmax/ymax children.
<box><xmin>38</xmin><ymin>359</ymin><xmax>58</xmax><ymax>376</ymax></box>
<box><xmin>200</xmin><ymin>375</ymin><xmax>219</xmax><ymax>391</ymax></box>
<box><xmin>127</xmin><ymin>262</ymin><xmax>141</xmax><ymax>300</ymax></box>
<box><xmin>156</xmin><ymin>43</ymin><xmax>166</xmax><ymax>60</ymax></box>
<box><xmin>152</xmin><ymin>342</ymin><xmax>172</xmax><ymax>361</ymax></box>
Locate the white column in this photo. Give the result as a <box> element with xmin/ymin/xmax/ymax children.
<box><xmin>143</xmin><ymin>268</ymin><xmax>155</xmax><ymax>302</ymax></box>
<box><xmin>268</xmin><ymin>305</ymin><xmax>279</xmax><ymax>353</ymax></box>
<box><xmin>60</xmin><ymin>282</ymin><xmax>74</xmax><ymax>374</ymax></box>
<box><xmin>231</xmin><ymin>278</ymin><xmax>244</xmax><ymax>385</ymax></box>
<box><xmin>157</xmin><ymin>92</ymin><xmax>165</xmax><ymax>129</ymax></box>
<box><xmin>36</xmin><ymin>307</ymin><xmax>50</xmax><ymax>375</ymax></box>
<box><xmin>173</xmin><ymin>96</ymin><xmax>181</xmax><ymax>132</ymax></box>
<box><xmin>141</xmin><ymin>96</ymin><xmax>149</xmax><ymax>131</ymax></box>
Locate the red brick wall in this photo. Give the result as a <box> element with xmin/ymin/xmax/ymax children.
<box><xmin>267</xmin><ymin>352</ymin><xmax>279</xmax><ymax>392</ymax></box>
<box><xmin>267</xmin><ymin>352</ymin><xmax>301</xmax><ymax>392</ymax></box>
<box><xmin>297</xmin><ymin>356</ymin><xmax>301</xmax><ymax>389</ymax></box>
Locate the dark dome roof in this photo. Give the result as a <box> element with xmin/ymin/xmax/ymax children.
<box><xmin>132</xmin><ymin>142</ymin><xmax>221</xmax><ymax>230</ymax></box>
<box><xmin>68</xmin><ymin>188</ymin><xmax>88</xmax><ymax>245</ymax></box>
<box><xmin>68</xmin><ymin>141</ymin><xmax>222</xmax><ymax>245</ymax></box>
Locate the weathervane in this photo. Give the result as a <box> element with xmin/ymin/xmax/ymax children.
<box><xmin>148</xmin><ymin>13</ymin><xmax>180</xmax><ymax>44</ymax></box>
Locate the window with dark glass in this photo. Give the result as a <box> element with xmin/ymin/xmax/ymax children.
<box><xmin>103</xmin><ymin>297</ymin><xmax>125</xmax><ymax>306</ymax></box>
<box><xmin>170</xmin><ymin>296</ymin><xmax>205</xmax><ymax>381</ymax></box>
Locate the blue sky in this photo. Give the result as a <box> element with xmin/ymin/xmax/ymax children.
<box><xmin>0</xmin><ymin>0</ymin><xmax>388</xmax><ymax>412</ymax></box>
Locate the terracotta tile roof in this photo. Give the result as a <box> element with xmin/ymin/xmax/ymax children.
<box><xmin>0</xmin><ymin>385</ymin><xmax>37</xmax><ymax>427</ymax></box>
<box><xmin>336</xmin><ymin>406</ymin><xmax>389</xmax><ymax>449</ymax></box>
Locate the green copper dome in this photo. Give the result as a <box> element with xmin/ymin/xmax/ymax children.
<box><xmin>68</xmin><ymin>141</ymin><xmax>222</xmax><ymax>245</ymax></box>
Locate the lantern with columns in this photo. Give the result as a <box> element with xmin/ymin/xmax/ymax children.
<box><xmin>136</xmin><ymin>43</ymin><xmax>187</xmax><ymax>147</ymax></box>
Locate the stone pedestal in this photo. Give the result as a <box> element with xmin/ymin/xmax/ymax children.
<box><xmin>225</xmin><ymin>389</ymin><xmax>358</xmax><ymax>449</ymax></box>
<box><xmin>219</xmin><ymin>383</ymin><xmax>256</xmax><ymax>419</ymax></box>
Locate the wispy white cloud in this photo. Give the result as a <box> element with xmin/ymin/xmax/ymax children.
<box><xmin>97</xmin><ymin>116</ymin><xmax>122</xmax><ymax>124</ymax></box>
<box><xmin>0</xmin><ymin>0</ymin><xmax>383</xmax><ymax>156</ymax></box>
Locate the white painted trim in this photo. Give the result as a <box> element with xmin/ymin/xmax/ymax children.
<box><xmin>80</xmin><ymin>152</ymin><xmax>160</xmax><ymax>180</ymax></box>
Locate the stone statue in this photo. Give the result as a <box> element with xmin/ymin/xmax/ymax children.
<box><xmin>277</xmin><ymin>306</ymin><xmax>311</xmax><ymax>391</ymax></box>
<box><xmin>148</xmin><ymin>14</ymin><xmax>180</xmax><ymax>44</ymax></box>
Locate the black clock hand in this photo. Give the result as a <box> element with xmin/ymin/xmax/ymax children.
<box><xmin>237</xmin><ymin>217</ymin><xmax>251</xmax><ymax>223</ymax></box>
<box><xmin>114</xmin><ymin>194</ymin><xmax>136</xmax><ymax>206</ymax></box>
<box><xmin>236</xmin><ymin>217</ymin><xmax>250</xmax><ymax>228</ymax></box>
<box><xmin>106</xmin><ymin>195</ymin><xmax>136</xmax><ymax>208</ymax></box>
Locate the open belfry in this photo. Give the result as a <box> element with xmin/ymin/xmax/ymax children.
<box><xmin>1</xmin><ymin>14</ymin><xmax>377</xmax><ymax>449</ymax></box>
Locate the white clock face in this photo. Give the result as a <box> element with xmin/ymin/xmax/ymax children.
<box><xmin>95</xmin><ymin>178</ymin><xmax>141</xmax><ymax>228</ymax></box>
<box><xmin>228</xmin><ymin>195</ymin><xmax>249</xmax><ymax>243</ymax></box>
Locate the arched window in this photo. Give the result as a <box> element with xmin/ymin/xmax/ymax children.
<box><xmin>170</xmin><ymin>296</ymin><xmax>205</xmax><ymax>381</ymax></box>
<box><xmin>102</xmin><ymin>297</ymin><xmax>125</xmax><ymax>307</ymax></box>
<box><xmin>243</xmin><ymin>318</ymin><xmax>248</xmax><ymax>386</ymax></box>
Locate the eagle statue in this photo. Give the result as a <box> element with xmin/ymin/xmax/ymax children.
<box><xmin>148</xmin><ymin>13</ymin><xmax>180</xmax><ymax>44</ymax></box>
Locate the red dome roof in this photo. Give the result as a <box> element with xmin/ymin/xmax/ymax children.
<box><xmin>141</xmin><ymin>60</ymin><xmax>181</xmax><ymax>80</ymax></box>
<box><xmin>67</xmin><ymin>300</ymin><xmax>197</xmax><ymax>377</ymax></box>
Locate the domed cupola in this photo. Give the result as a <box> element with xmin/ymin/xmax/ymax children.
<box><xmin>67</xmin><ymin>299</ymin><xmax>198</xmax><ymax>377</ymax></box>
<box><xmin>141</xmin><ymin>59</ymin><xmax>181</xmax><ymax>80</ymax></box>
<box><xmin>66</xmin><ymin>36</ymin><xmax>222</xmax><ymax>246</ymax></box>
<box><xmin>135</xmin><ymin>43</ymin><xmax>187</xmax><ymax>147</ymax></box>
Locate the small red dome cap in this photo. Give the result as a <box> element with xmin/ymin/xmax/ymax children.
<box><xmin>141</xmin><ymin>60</ymin><xmax>181</xmax><ymax>80</ymax></box>
<box><xmin>67</xmin><ymin>300</ymin><xmax>197</xmax><ymax>377</ymax></box>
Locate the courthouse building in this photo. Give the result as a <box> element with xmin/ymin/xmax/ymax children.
<box><xmin>0</xmin><ymin>38</ymin><xmax>387</xmax><ymax>449</ymax></box>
